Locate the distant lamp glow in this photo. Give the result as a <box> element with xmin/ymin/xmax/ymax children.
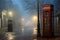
<box><xmin>21</xmin><ymin>18</ymin><xmax>25</xmax><ymax>21</ymax></box>
<box><xmin>33</xmin><ymin>16</ymin><xmax>37</xmax><ymax>20</ymax></box>
<box><xmin>8</xmin><ymin>11</ymin><xmax>13</xmax><ymax>17</ymax></box>
<box><xmin>32</xmin><ymin>16</ymin><xmax>37</xmax><ymax>22</ymax></box>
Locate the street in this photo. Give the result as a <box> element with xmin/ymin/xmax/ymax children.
<box><xmin>0</xmin><ymin>27</ymin><xmax>37</xmax><ymax>40</ymax></box>
<box><xmin>0</xmin><ymin>27</ymin><xmax>60</xmax><ymax>40</ymax></box>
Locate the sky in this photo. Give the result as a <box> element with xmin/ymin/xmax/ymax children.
<box><xmin>42</xmin><ymin>0</ymin><xmax>54</xmax><ymax>4</ymax></box>
<box><xmin>11</xmin><ymin>0</ymin><xmax>38</xmax><ymax>27</ymax></box>
<box><xmin>11</xmin><ymin>0</ymin><xmax>54</xmax><ymax>14</ymax></box>
<box><xmin>11</xmin><ymin>0</ymin><xmax>56</xmax><ymax>20</ymax></box>
<box><xmin>12</xmin><ymin>0</ymin><xmax>36</xmax><ymax>17</ymax></box>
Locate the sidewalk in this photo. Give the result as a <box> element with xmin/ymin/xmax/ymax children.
<box><xmin>0</xmin><ymin>29</ymin><xmax>7</xmax><ymax>40</ymax></box>
<box><xmin>37</xmin><ymin>37</ymin><xmax>60</xmax><ymax>40</ymax></box>
<box><xmin>0</xmin><ymin>33</ymin><xmax>7</xmax><ymax>40</ymax></box>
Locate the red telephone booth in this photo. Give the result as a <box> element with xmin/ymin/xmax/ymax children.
<box><xmin>42</xmin><ymin>4</ymin><xmax>53</xmax><ymax>37</ymax></box>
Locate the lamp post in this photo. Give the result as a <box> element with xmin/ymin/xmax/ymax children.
<box><xmin>37</xmin><ymin>0</ymin><xmax>41</xmax><ymax>37</ymax></box>
<box><xmin>8</xmin><ymin>11</ymin><xmax>13</xmax><ymax>32</ymax></box>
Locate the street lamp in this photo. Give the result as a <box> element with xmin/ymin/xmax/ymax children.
<box><xmin>21</xmin><ymin>18</ymin><xmax>25</xmax><ymax>21</ymax></box>
<box><xmin>8</xmin><ymin>11</ymin><xmax>13</xmax><ymax>17</ymax></box>
<box><xmin>8</xmin><ymin>11</ymin><xmax>13</xmax><ymax>32</ymax></box>
<box><xmin>33</xmin><ymin>16</ymin><xmax>37</xmax><ymax>20</ymax></box>
<box><xmin>32</xmin><ymin>16</ymin><xmax>37</xmax><ymax>22</ymax></box>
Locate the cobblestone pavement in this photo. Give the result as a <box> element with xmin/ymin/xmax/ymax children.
<box><xmin>0</xmin><ymin>27</ymin><xmax>60</xmax><ymax>40</ymax></box>
<box><xmin>37</xmin><ymin>37</ymin><xmax>60</xmax><ymax>40</ymax></box>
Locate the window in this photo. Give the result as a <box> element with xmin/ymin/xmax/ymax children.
<box><xmin>45</xmin><ymin>11</ymin><xmax>48</xmax><ymax>16</ymax></box>
<box><xmin>44</xmin><ymin>18</ymin><xmax>48</xmax><ymax>24</ymax></box>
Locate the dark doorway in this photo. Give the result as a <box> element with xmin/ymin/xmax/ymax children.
<box><xmin>8</xmin><ymin>20</ymin><xmax>13</xmax><ymax>32</ymax></box>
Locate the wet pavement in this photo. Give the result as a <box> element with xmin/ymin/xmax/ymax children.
<box><xmin>0</xmin><ymin>27</ymin><xmax>60</xmax><ymax>40</ymax></box>
<box><xmin>14</xmin><ymin>27</ymin><xmax>37</xmax><ymax>40</ymax></box>
<box><xmin>0</xmin><ymin>27</ymin><xmax>37</xmax><ymax>40</ymax></box>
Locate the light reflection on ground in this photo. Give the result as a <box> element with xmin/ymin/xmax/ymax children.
<box><xmin>5</xmin><ymin>32</ymin><xmax>16</xmax><ymax>40</ymax></box>
<box><xmin>33</xmin><ymin>39</ymin><xmax>37</xmax><ymax>40</ymax></box>
<box><xmin>22</xmin><ymin>27</ymin><xmax>24</xmax><ymax>32</ymax></box>
<box><xmin>33</xmin><ymin>27</ymin><xmax>37</xmax><ymax>35</ymax></box>
<box><xmin>4</xmin><ymin>26</ymin><xmax>37</xmax><ymax>40</ymax></box>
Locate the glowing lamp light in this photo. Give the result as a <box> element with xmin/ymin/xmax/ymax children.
<box><xmin>21</xmin><ymin>18</ymin><xmax>25</xmax><ymax>21</ymax></box>
<box><xmin>32</xmin><ymin>16</ymin><xmax>37</xmax><ymax>22</ymax></box>
<box><xmin>8</xmin><ymin>11</ymin><xmax>13</xmax><ymax>17</ymax></box>
<box><xmin>33</xmin><ymin>16</ymin><xmax>37</xmax><ymax>20</ymax></box>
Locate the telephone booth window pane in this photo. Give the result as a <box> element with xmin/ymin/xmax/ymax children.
<box><xmin>44</xmin><ymin>18</ymin><xmax>48</xmax><ymax>24</ymax></box>
<box><xmin>45</xmin><ymin>11</ymin><xmax>48</xmax><ymax>16</ymax></box>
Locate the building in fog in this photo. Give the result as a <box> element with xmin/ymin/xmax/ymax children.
<box><xmin>0</xmin><ymin>0</ymin><xmax>7</xmax><ymax>32</ymax></box>
<box><xmin>0</xmin><ymin>0</ymin><xmax>14</xmax><ymax>32</ymax></box>
<box><xmin>54</xmin><ymin>0</ymin><xmax>60</xmax><ymax>36</ymax></box>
